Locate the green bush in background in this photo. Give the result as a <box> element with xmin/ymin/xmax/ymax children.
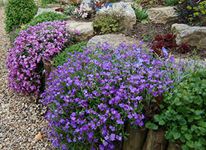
<box><xmin>52</xmin><ymin>42</ymin><xmax>87</xmax><ymax>67</ymax></box>
<box><xmin>5</xmin><ymin>0</ymin><xmax>37</xmax><ymax>32</ymax></box>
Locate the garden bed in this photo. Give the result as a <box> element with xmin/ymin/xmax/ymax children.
<box><xmin>3</xmin><ymin>0</ymin><xmax>206</xmax><ymax>149</ymax></box>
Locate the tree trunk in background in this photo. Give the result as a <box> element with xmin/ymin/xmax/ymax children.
<box><xmin>143</xmin><ymin>129</ymin><xmax>168</xmax><ymax>150</ymax></box>
<box><xmin>123</xmin><ymin>126</ymin><xmax>148</xmax><ymax>150</ymax></box>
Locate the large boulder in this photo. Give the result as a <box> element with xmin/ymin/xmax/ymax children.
<box><xmin>87</xmin><ymin>34</ymin><xmax>140</xmax><ymax>49</ymax></box>
<box><xmin>172</xmin><ymin>23</ymin><xmax>206</xmax><ymax>49</ymax></box>
<box><xmin>96</xmin><ymin>2</ymin><xmax>136</xmax><ymax>31</ymax></box>
<box><xmin>147</xmin><ymin>6</ymin><xmax>178</xmax><ymax>24</ymax></box>
<box><xmin>66</xmin><ymin>20</ymin><xmax>94</xmax><ymax>41</ymax></box>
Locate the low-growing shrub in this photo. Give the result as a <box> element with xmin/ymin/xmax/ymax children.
<box><xmin>151</xmin><ymin>33</ymin><xmax>191</xmax><ymax>56</ymax></box>
<box><xmin>177</xmin><ymin>0</ymin><xmax>206</xmax><ymax>25</ymax></box>
<box><xmin>93</xmin><ymin>13</ymin><xmax>123</xmax><ymax>34</ymax></box>
<box><xmin>5</xmin><ymin>0</ymin><xmax>38</xmax><ymax>32</ymax></box>
<box><xmin>52</xmin><ymin>42</ymin><xmax>87</xmax><ymax>67</ymax></box>
<box><xmin>7</xmin><ymin>21</ymin><xmax>69</xmax><ymax>95</ymax></box>
<box><xmin>150</xmin><ymin>69</ymin><xmax>206</xmax><ymax>149</ymax></box>
<box><xmin>41</xmin><ymin>43</ymin><xmax>175</xmax><ymax>149</ymax></box>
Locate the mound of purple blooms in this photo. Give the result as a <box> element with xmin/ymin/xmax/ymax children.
<box><xmin>7</xmin><ymin>21</ymin><xmax>69</xmax><ymax>95</ymax></box>
<box><xmin>41</xmin><ymin>43</ymin><xmax>175</xmax><ymax>150</ymax></box>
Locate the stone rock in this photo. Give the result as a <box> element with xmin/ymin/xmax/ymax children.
<box><xmin>66</xmin><ymin>20</ymin><xmax>94</xmax><ymax>41</ymax></box>
<box><xmin>147</xmin><ymin>6</ymin><xmax>178</xmax><ymax>24</ymax></box>
<box><xmin>36</xmin><ymin>8</ymin><xmax>63</xmax><ymax>16</ymax></box>
<box><xmin>87</xmin><ymin>34</ymin><xmax>140</xmax><ymax>49</ymax></box>
<box><xmin>96</xmin><ymin>2</ymin><xmax>136</xmax><ymax>31</ymax></box>
<box><xmin>172</xmin><ymin>23</ymin><xmax>206</xmax><ymax>49</ymax></box>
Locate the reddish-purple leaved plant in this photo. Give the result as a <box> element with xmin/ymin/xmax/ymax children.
<box><xmin>41</xmin><ymin>43</ymin><xmax>175</xmax><ymax>150</ymax></box>
<box><xmin>7</xmin><ymin>21</ymin><xmax>69</xmax><ymax>95</ymax></box>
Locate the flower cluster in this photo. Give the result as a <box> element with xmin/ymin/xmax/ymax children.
<box><xmin>42</xmin><ymin>43</ymin><xmax>175</xmax><ymax>150</ymax></box>
<box><xmin>7</xmin><ymin>21</ymin><xmax>69</xmax><ymax>95</ymax></box>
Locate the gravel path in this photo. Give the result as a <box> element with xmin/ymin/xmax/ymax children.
<box><xmin>0</xmin><ymin>7</ymin><xmax>52</xmax><ymax>150</ymax></box>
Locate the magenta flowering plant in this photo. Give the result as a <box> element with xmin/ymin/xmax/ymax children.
<box><xmin>41</xmin><ymin>43</ymin><xmax>175</xmax><ymax>150</ymax></box>
<box><xmin>7</xmin><ymin>21</ymin><xmax>69</xmax><ymax>95</ymax></box>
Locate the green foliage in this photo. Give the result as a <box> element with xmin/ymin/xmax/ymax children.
<box><xmin>133</xmin><ymin>7</ymin><xmax>148</xmax><ymax>22</ymax></box>
<box><xmin>151</xmin><ymin>69</ymin><xmax>206</xmax><ymax>150</ymax></box>
<box><xmin>5</xmin><ymin>0</ymin><xmax>38</xmax><ymax>32</ymax></box>
<box><xmin>64</xmin><ymin>5</ymin><xmax>77</xmax><ymax>16</ymax></box>
<box><xmin>40</xmin><ymin>0</ymin><xmax>57</xmax><ymax>7</ymax></box>
<box><xmin>52</xmin><ymin>42</ymin><xmax>87</xmax><ymax>67</ymax></box>
<box><xmin>164</xmin><ymin>0</ymin><xmax>179</xmax><ymax>6</ymax></box>
<box><xmin>93</xmin><ymin>13</ymin><xmax>124</xmax><ymax>34</ymax></box>
<box><xmin>27</xmin><ymin>12</ymin><xmax>68</xmax><ymax>27</ymax></box>
<box><xmin>177</xmin><ymin>0</ymin><xmax>206</xmax><ymax>25</ymax></box>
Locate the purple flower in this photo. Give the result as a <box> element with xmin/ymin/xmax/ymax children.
<box><xmin>41</xmin><ymin>42</ymin><xmax>176</xmax><ymax>149</ymax></box>
<box><xmin>7</xmin><ymin>21</ymin><xmax>69</xmax><ymax>95</ymax></box>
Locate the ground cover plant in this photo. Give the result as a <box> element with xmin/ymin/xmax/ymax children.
<box><xmin>41</xmin><ymin>43</ymin><xmax>176</xmax><ymax>149</ymax></box>
<box><xmin>52</xmin><ymin>42</ymin><xmax>87</xmax><ymax>67</ymax></box>
<box><xmin>5</xmin><ymin>0</ymin><xmax>37</xmax><ymax>32</ymax></box>
<box><xmin>93</xmin><ymin>13</ymin><xmax>124</xmax><ymax>34</ymax></box>
<box><xmin>149</xmin><ymin>68</ymin><xmax>206</xmax><ymax>149</ymax></box>
<box><xmin>7</xmin><ymin>21</ymin><xmax>69</xmax><ymax>95</ymax></box>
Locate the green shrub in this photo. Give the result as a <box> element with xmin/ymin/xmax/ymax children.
<box><xmin>52</xmin><ymin>42</ymin><xmax>87</xmax><ymax>67</ymax></box>
<box><xmin>164</xmin><ymin>0</ymin><xmax>179</xmax><ymax>6</ymax></box>
<box><xmin>133</xmin><ymin>7</ymin><xmax>148</xmax><ymax>22</ymax></box>
<box><xmin>5</xmin><ymin>0</ymin><xmax>38</xmax><ymax>32</ymax></box>
<box><xmin>149</xmin><ymin>69</ymin><xmax>206</xmax><ymax>149</ymax></box>
<box><xmin>93</xmin><ymin>13</ymin><xmax>123</xmax><ymax>34</ymax></box>
<box><xmin>64</xmin><ymin>4</ymin><xmax>77</xmax><ymax>16</ymax></box>
<box><xmin>40</xmin><ymin>0</ymin><xmax>57</xmax><ymax>7</ymax></box>
<box><xmin>27</xmin><ymin>12</ymin><xmax>68</xmax><ymax>27</ymax></box>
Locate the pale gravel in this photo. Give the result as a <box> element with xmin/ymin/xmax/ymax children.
<box><xmin>0</xmin><ymin>7</ymin><xmax>53</xmax><ymax>150</ymax></box>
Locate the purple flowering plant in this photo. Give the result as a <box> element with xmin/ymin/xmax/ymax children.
<box><xmin>7</xmin><ymin>21</ymin><xmax>69</xmax><ymax>95</ymax></box>
<box><xmin>41</xmin><ymin>43</ymin><xmax>175</xmax><ymax>150</ymax></box>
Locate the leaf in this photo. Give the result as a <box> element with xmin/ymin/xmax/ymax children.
<box><xmin>173</xmin><ymin>132</ymin><xmax>181</xmax><ymax>140</ymax></box>
<box><xmin>34</xmin><ymin>132</ymin><xmax>43</xmax><ymax>141</ymax></box>
<box><xmin>145</xmin><ymin>122</ymin><xmax>158</xmax><ymax>130</ymax></box>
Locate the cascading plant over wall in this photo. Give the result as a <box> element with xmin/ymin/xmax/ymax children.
<box><xmin>7</xmin><ymin>21</ymin><xmax>69</xmax><ymax>95</ymax></box>
<box><xmin>41</xmin><ymin>43</ymin><xmax>176</xmax><ymax>150</ymax></box>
